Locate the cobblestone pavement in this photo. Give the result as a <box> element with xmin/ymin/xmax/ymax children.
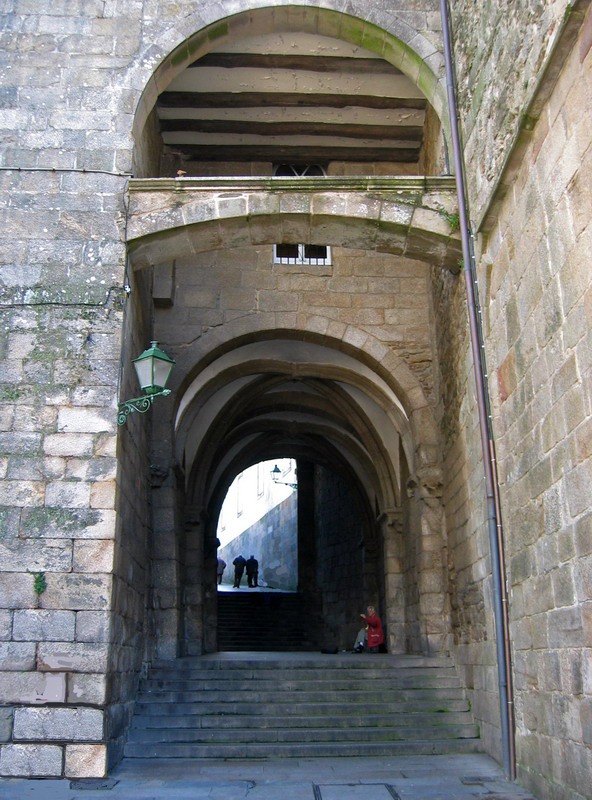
<box><xmin>0</xmin><ymin>754</ymin><xmax>538</xmax><ymax>800</ymax></box>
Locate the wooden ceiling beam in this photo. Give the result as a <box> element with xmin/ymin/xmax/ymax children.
<box><xmin>157</xmin><ymin>92</ymin><xmax>427</xmax><ymax>111</ymax></box>
<box><xmin>188</xmin><ymin>53</ymin><xmax>404</xmax><ymax>75</ymax></box>
<box><xmin>159</xmin><ymin>119</ymin><xmax>424</xmax><ymax>141</ymax></box>
<box><xmin>166</xmin><ymin>145</ymin><xmax>421</xmax><ymax>163</ymax></box>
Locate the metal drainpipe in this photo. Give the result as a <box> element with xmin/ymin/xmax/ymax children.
<box><xmin>439</xmin><ymin>0</ymin><xmax>516</xmax><ymax>780</ymax></box>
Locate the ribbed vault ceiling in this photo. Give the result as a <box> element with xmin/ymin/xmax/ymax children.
<box><xmin>157</xmin><ymin>32</ymin><xmax>428</xmax><ymax>166</ymax></box>
<box><xmin>176</xmin><ymin>341</ymin><xmax>412</xmax><ymax>515</ymax></box>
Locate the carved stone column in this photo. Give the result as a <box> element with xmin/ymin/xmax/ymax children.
<box><xmin>180</xmin><ymin>504</ymin><xmax>207</xmax><ymax>655</ymax></box>
<box><xmin>379</xmin><ymin>508</ymin><xmax>406</xmax><ymax>653</ymax></box>
<box><xmin>408</xmin><ymin>466</ymin><xmax>451</xmax><ymax>655</ymax></box>
<box><xmin>149</xmin><ymin>461</ymin><xmax>183</xmax><ymax>661</ymax></box>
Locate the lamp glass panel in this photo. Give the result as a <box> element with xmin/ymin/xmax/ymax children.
<box><xmin>153</xmin><ymin>357</ymin><xmax>173</xmax><ymax>388</ymax></box>
<box><xmin>134</xmin><ymin>358</ymin><xmax>154</xmax><ymax>390</ymax></box>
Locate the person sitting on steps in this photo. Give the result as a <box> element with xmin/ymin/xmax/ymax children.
<box><xmin>353</xmin><ymin>605</ymin><xmax>384</xmax><ymax>653</ymax></box>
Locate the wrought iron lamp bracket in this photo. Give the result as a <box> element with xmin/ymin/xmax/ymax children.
<box><xmin>117</xmin><ymin>389</ymin><xmax>171</xmax><ymax>426</ymax></box>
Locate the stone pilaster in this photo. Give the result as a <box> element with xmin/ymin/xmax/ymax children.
<box><xmin>409</xmin><ymin>467</ymin><xmax>452</xmax><ymax>655</ymax></box>
<box><xmin>380</xmin><ymin>509</ymin><xmax>406</xmax><ymax>653</ymax></box>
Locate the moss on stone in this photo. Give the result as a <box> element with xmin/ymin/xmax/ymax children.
<box><xmin>207</xmin><ymin>21</ymin><xmax>228</xmax><ymax>43</ymax></box>
<box><xmin>338</xmin><ymin>15</ymin><xmax>365</xmax><ymax>47</ymax></box>
<box><xmin>0</xmin><ymin>386</ymin><xmax>24</xmax><ymax>402</ymax></box>
<box><xmin>417</xmin><ymin>63</ymin><xmax>438</xmax><ymax>103</ymax></box>
<box><xmin>170</xmin><ymin>46</ymin><xmax>189</xmax><ymax>68</ymax></box>
<box><xmin>361</xmin><ymin>24</ymin><xmax>386</xmax><ymax>56</ymax></box>
<box><xmin>187</xmin><ymin>33</ymin><xmax>207</xmax><ymax>57</ymax></box>
<box><xmin>21</xmin><ymin>508</ymin><xmax>102</xmax><ymax>537</ymax></box>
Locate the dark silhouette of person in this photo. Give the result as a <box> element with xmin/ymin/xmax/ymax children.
<box><xmin>246</xmin><ymin>555</ymin><xmax>259</xmax><ymax>588</ymax></box>
<box><xmin>232</xmin><ymin>555</ymin><xmax>247</xmax><ymax>588</ymax></box>
<box><xmin>216</xmin><ymin>557</ymin><xmax>226</xmax><ymax>585</ymax></box>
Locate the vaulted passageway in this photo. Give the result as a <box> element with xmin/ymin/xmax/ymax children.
<box><xmin>176</xmin><ymin>340</ymin><xmax>403</xmax><ymax>655</ymax></box>
<box><xmin>143</xmin><ymin>326</ymin><xmax>452</xmax><ymax>659</ymax></box>
<box><xmin>122</xmin><ymin>0</ymin><xmax>457</xmax><ymax>683</ymax></box>
<box><xmin>108</xmin><ymin>0</ymin><xmax>490</xmax><ymax>773</ymax></box>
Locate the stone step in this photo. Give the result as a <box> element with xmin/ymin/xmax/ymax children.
<box><xmin>149</xmin><ymin>655</ymin><xmax>456</xmax><ymax>672</ymax></box>
<box><xmin>127</xmin><ymin>723</ymin><xmax>480</xmax><ymax>744</ymax></box>
<box><xmin>146</xmin><ymin>664</ymin><xmax>458</xmax><ymax>681</ymax></box>
<box><xmin>217</xmin><ymin>642</ymin><xmax>311</xmax><ymax>652</ymax></box>
<box><xmin>140</xmin><ymin>676</ymin><xmax>461</xmax><ymax>692</ymax></box>
<box><xmin>134</xmin><ymin>687</ymin><xmax>466</xmax><ymax>705</ymax></box>
<box><xmin>131</xmin><ymin>710</ymin><xmax>475</xmax><ymax>730</ymax></box>
<box><xmin>217</xmin><ymin>593</ymin><xmax>308</xmax><ymax>651</ymax></box>
<box><xmin>126</xmin><ymin>654</ymin><xmax>481</xmax><ymax>762</ymax></box>
<box><xmin>133</xmin><ymin>697</ymin><xmax>471</xmax><ymax>716</ymax></box>
<box><xmin>124</xmin><ymin>739</ymin><xmax>483</xmax><ymax>759</ymax></box>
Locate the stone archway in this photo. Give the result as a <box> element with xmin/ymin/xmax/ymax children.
<box><xmin>122</xmin><ymin>0</ymin><xmax>458</xmax><ymax>664</ymax></box>
<box><xmin>129</xmin><ymin>3</ymin><xmax>450</xmax><ymax>166</ymax></box>
<box><xmin>143</xmin><ymin>321</ymin><xmax>451</xmax><ymax>659</ymax></box>
<box><xmin>126</xmin><ymin>178</ymin><xmax>461</xmax><ymax>273</ymax></box>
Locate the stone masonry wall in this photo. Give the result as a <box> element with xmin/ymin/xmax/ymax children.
<box><xmin>450</xmin><ymin>0</ymin><xmax>571</xmax><ymax>221</ymax></box>
<box><xmin>106</xmin><ymin>268</ymin><xmax>153</xmax><ymax>770</ymax></box>
<box><xmin>7</xmin><ymin>0</ymin><xmax>588</xmax><ymax>788</ymax></box>
<box><xmin>431</xmin><ymin>261</ymin><xmax>503</xmax><ymax>758</ymax></box>
<box><xmin>314</xmin><ymin>466</ymin><xmax>367</xmax><ymax>652</ymax></box>
<box><xmin>0</xmin><ymin>0</ymin><xmax>141</xmax><ymax>776</ymax></box>
<box><xmin>0</xmin><ymin>170</ymin><xmax>127</xmax><ymax>778</ymax></box>
<box><xmin>153</xmin><ymin>246</ymin><xmax>436</xmax><ymax>403</ymax></box>
<box><xmin>475</xmin><ymin>10</ymin><xmax>592</xmax><ymax>798</ymax></box>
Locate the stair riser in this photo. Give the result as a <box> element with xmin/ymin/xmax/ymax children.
<box><xmin>134</xmin><ymin>689</ymin><xmax>466</xmax><ymax>704</ymax></box>
<box><xmin>146</xmin><ymin>667</ymin><xmax>458</xmax><ymax>681</ymax></box>
<box><xmin>126</xmin><ymin>655</ymin><xmax>481</xmax><ymax>761</ymax></box>
<box><xmin>131</xmin><ymin>711</ymin><xmax>475</xmax><ymax>730</ymax></box>
<box><xmin>141</xmin><ymin>678</ymin><xmax>461</xmax><ymax>692</ymax></box>
<box><xmin>124</xmin><ymin>740</ymin><xmax>483</xmax><ymax>759</ymax></box>
<box><xmin>128</xmin><ymin>725</ymin><xmax>480</xmax><ymax>744</ymax></box>
<box><xmin>149</xmin><ymin>658</ymin><xmax>454</xmax><ymax>671</ymax></box>
<box><xmin>133</xmin><ymin>700</ymin><xmax>471</xmax><ymax>715</ymax></box>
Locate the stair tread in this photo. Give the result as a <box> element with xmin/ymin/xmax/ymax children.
<box><xmin>131</xmin><ymin>711</ymin><xmax>475</xmax><ymax>729</ymax></box>
<box><xmin>127</xmin><ymin>726</ymin><xmax>480</xmax><ymax>744</ymax></box>
<box><xmin>216</xmin><ymin>593</ymin><xmax>307</xmax><ymax>652</ymax></box>
<box><xmin>133</xmin><ymin>701</ymin><xmax>471</xmax><ymax>716</ymax></box>
<box><xmin>124</xmin><ymin>740</ymin><xmax>483</xmax><ymax>758</ymax></box>
<box><xmin>127</xmin><ymin>654</ymin><xmax>481</xmax><ymax>760</ymax></box>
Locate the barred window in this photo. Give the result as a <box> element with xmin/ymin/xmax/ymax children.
<box><xmin>273</xmin><ymin>164</ymin><xmax>331</xmax><ymax>266</ymax></box>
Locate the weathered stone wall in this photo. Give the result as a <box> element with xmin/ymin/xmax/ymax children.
<box><xmin>0</xmin><ymin>0</ymin><xmax>145</xmax><ymax>774</ymax></box>
<box><xmin>6</xmin><ymin>0</ymin><xmax>591</xmax><ymax>792</ymax></box>
<box><xmin>431</xmin><ymin>258</ymin><xmax>503</xmax><ymax>757</ymax></box>
<box><xmin>152</xmin><ymin>245</ymin><xmax>436</xmax><ymax>397</ymax></box>
<box><xmin>473</xmin><ymin>9</ymin><xmax>592</xmax><ymax>797</ymax></box>
<box><xmin>314</xmin><ymin>466</ymin><xmax>367</xmax><ymax>651</ymax></box>
<box><xmin>0</xmin><ymin>169</ymin><xmax>127</xmax><ymax>778</ymax></box>
<box><xmin>106</xmin><ymin>267</ymin><xmax>153</xmax><ymax>770</ymax></box>
<box><xmin>450</xmin><ymin>0</ymin><xmax>572</xmax><ymax>221</ymax></box>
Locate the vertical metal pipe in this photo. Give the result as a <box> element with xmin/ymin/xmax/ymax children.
<box><xmin>439</xmin><ymin>0</ymin><xmax>516</xmax><ymax>780</ymax></box>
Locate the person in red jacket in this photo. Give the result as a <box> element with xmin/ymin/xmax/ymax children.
<box><xmin>353</xmin><ymin>606</ymin><xmax>385</xmax><ymax>653</ymax></box>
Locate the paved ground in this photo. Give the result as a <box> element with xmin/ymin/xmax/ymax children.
<box><xmin>0</xmin><ymin>754</ymin><xmax>537</xmax><ymax>800</ymax></box>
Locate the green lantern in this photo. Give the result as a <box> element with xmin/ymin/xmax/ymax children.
<box><xmin>118</xmin><ymin>342</ymin><xmax>176</xmax><ymax>425</ymax></box>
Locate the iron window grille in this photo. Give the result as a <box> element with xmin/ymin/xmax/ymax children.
<box><xmin>273</xmin><ymin>164</ymin><xmax>332</xmax><ymax>266</ymax></box>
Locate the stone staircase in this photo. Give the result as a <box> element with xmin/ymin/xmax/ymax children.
<box><xmin>124</xmin><ymin>653</ymin><xmax>482</xmax><ymax>759</ymax></box>
<box><xmin>217</xmin><ymin>591</ymin><xmax>313</xmax><ymax>651</ymax></box>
